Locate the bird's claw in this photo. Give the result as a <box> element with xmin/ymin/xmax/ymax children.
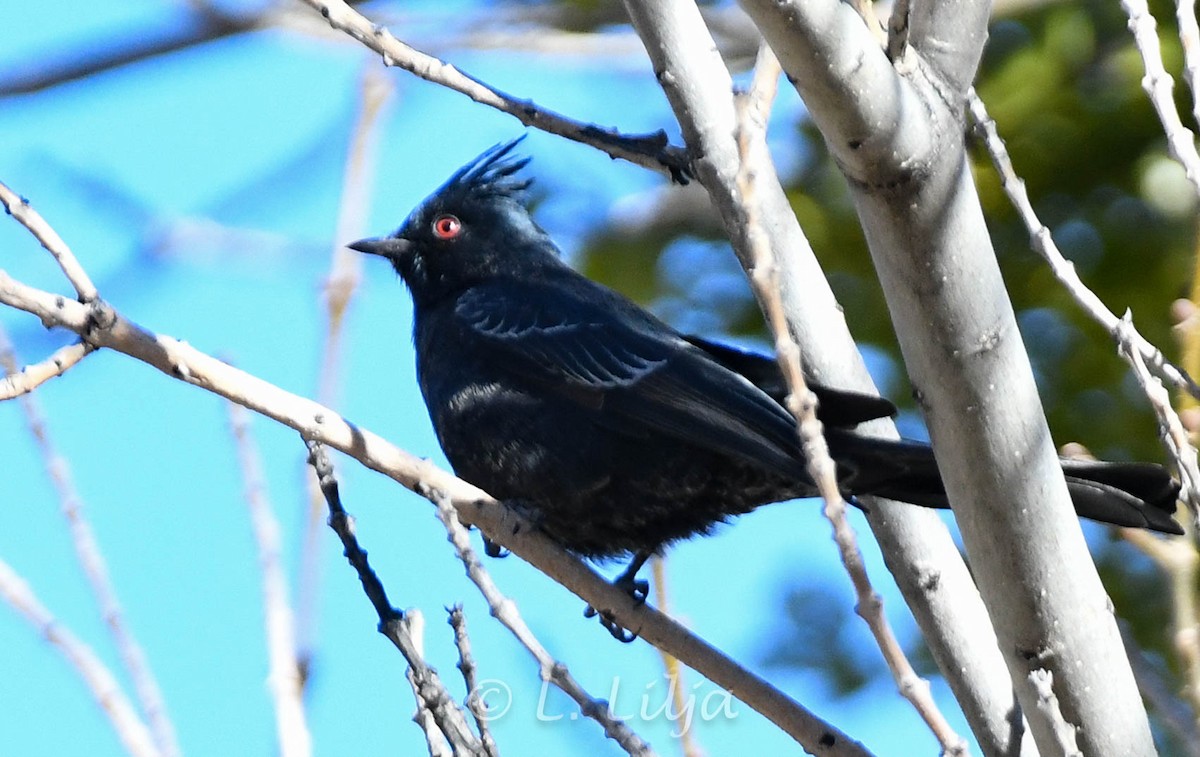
<box><xmin>616</xmin><ymin>576</ymin><xmax>649</xmax><ymax>605</ymax></box>
<box><xmin>482</xmin><ymin>536</ymin><xmax>509</xmax><ymax>558</ymax></box>
<box><xmin>583</xmin><ymin>604</ymin><xmax>639</xmax><ymax>643</ymax></box>
<box><xmin>583</xmin><ymin>569</ymin><xmax>649</xmax><ymax>642</ymax></box>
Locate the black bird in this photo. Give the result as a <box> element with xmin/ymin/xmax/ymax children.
<box><xmin>350</xmin><ymin>138</ymin><xmax>1182</xmax><ymax>586</ymax></box>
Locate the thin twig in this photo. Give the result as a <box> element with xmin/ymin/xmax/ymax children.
<box><xmin>448</xmin><ymin>605</ymin><xmax>499</xmax><ymax>757</ymax></box>
<box><xmin>0</xmin><ymin>557</ymin><xmax>160</xmax><ymax>757</ymax></box>
<box><xmin>1117</xmin><ymin>313</ymin><xmax>1200</xmax><ymax>523</ymax></box>
<box><xmin>647</xmin><ymin>557</ymin><xmax>702</xmax><ymax>757</ymax></box>
<box><xmin>0</xmin><ymin>6</ymin><xmax>268</xmax><ymax>97</ymax></box>
<box><xmin>1121</xmin><ymin>0</ymin><xmax>1200</xmax><ymax>198</ymax></box>
<box><xmin>887</xmin><ymin>0</ymin><xmax>913</xmax><ymax>64</ymax></box>
<box><xmin>743</xmin><ymin>42</ymin><xmax>782</xmax><ymax>127</ymax></box>
<box><xmin>428</xmin><ymin>490</ymin><xmax>657</xmax><ymax>757</ymax></box>
<box><xmin>1178</xmin><ymin>0</ymin><xmax>1200</xmax><ymax>130</ymax></box>
<box><xmin>294</xmin><ymin>0</ymin><xmax>691</xmax><ymax>182</ymax></box>
<box><xmin>228</xmin><ymin>403</ymin><xmax>311</xmax><ymax>757</ymax></box>
<box><xmin>297</xmin><ymin>61</ymin><xmax>392</xmax><ymax>688</ymax></box>
<box><xmin>1027</xmin><ymin>669</ymin><xmax>1082</xmax><ymax>757</ymax></box>
<box><xmin>304</xmin><ymin>442</ymin><xmax>484</xmax><ymax>754</ymax></box>
<box><xmin>406</xmin><ymin>610</ymin><xmax>454</xmax><ymax>757</ymax></box>
<box><xmin>0</xmin><ymin>323</ymin><xmax>179</xmax><ymax>757</ymax></box>
<box><xmin>1119</xmin><ymin>316</ymin><xmax>1200</xmax><ymax>714</ymax></box>
<box><xmin>0</xmin><ymin>182</ymin><xmax>97</xmax><ymax>301</ymax></box>
<box><xmin>969</xmin><ymin>88</ymin><xmax>1200</xmax><ymax>407</ymax></box>
<box><xmin>0</xmin><ymin>340</ymin><xmax>93</xmax><ymax>400</ymax></box>
<box><xmin>849</xmin><ymin>0</ymin><xmax>887</xmax><ymax>47</ymax></box>
<box><xmin>735</xmin><ymin>82</ymin><xmax>968</xmax><ymax>757</ymax></box>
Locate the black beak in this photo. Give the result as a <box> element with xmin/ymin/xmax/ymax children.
<box><xmin>347</xmin><ymin>236</ymin><xmax>412</xmax><ymax>258</ymax></box>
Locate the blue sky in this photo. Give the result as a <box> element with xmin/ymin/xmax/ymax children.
<box><xmin>0</xmin><ymin>3</ymin><xmax>969</xmax><ymax>755</ymax></box>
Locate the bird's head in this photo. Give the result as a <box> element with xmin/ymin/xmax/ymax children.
<box><xmin>349</xmin><ymin>136</ymin><xmax>563</xmax><ymax>306</ymax></box>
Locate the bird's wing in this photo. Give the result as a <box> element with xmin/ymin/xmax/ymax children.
<box><xmin>681</xmin><ymin>335</ymin><xmax>897</xmax><ymax>428</ymax></box>
<box><xmin>456</xmin><ymin>283</ymin><xmax>668</xmax><ymax>387</ymax></box>
<box><xmin>455</xmin><ymin>282</ymin><xmax>807</xmax><ymax>479</ymax></box>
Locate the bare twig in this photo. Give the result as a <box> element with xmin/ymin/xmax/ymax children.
<box><xmin>972</xmin><ymin>87</ymin><xmax>1197</xmax><ymax>527</ymax></box>
<box><xmin>1118</xmin><ymin>318</ymin><xmax>1200</xmax><ymax>718</ymax></box>
<box><xmin>0</xmin><ymin>323</ymin><xmax>179</xmax><ymax>757</ymax></box>
<box><xmin>297</xmin><ymin>62</ymin><xmax>392</xmax><ymax>687</ymax></box>
<box><xmin>647</xmin><ymin>557</ymin><xmax>702</xmax><ymax>757</ymax></box>
<box><xmin>735</xmin><ymin>86</ymin><xmax>968</xmax><ymax>757</ymax></box>
<box><xmin>1027</xmin><ymin>669</ymin><xmax>1082</xmax><ymax>756</ymax></box>
<box><xmin>0</xmin><ymin>7</ymin><xmax>263</xmax><ymax>97</ymax></box>
<box><xmin>0</xmin><ymin>340</ymin><xmax>93</xmax><ymax>400</ymax></box>
<box><xmin>1178</xmin><ymin>0</ymin><xmax>1200</xmax><ymax>130</ymax></box>
<box><xmin>743</xmin><ymin>43</ymin><xmax>782</xmax><ymax>125</ymax></box>
<box><xmin>1121</xmin><ymin>0</ymin><xmax>1200</xmax><ymax>197</ymax></box>
<box><xmin>1117</xmin><ymin>314</ymin><xmax>1200</xmax><ymax>522</ymax></box>
<box><xmin>0</xmin><ymin>558</ymin><xmax>159</xmax><ymax>757</ymax></box>
<box><xmin>429</xmin><ymin>491</ymin><xmax>657</xmax><ymax>757</ymax></box>
<box><xmin>968</xmin><ymin>90</ymin><xmax>1200</xmax><ymax>402</ymax></box>
<box><xmin>305</xmin><ymin>442</ymin><xmax>484</xmax><ymax>755</ymax></box>
<box><xmin>405</xmin><ymin>610</ymin><xmax>454</xmax><ymax>757</ymax></box>
<box><xmin>295</xmin><ymin>0</ymin><xmax>691</xmax><ymax>181</ymax></box>
<box><xmin>0</xmin><ymin>182</ymin><xmax>97</xmax><ymax>301</ymax></box>
<box><xmin>848</xmin><ymin>0</ymin><xmax>887</xmax><ymax>47</ymax></box>
<box><xmin>887</xmin><ymin>0</ymin><xmax>913</xmax><ymax>64</ymax></box>
<box><xmin>448</xmin><ymin>606</ymin><xmax>499</xmax><ymax>757</ymax></box>
<box><xmin>228</xmin><ymin>403</ymin><xmax>311</xmax><ymax>757</ymax></box>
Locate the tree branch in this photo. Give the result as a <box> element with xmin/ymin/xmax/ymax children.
<box><xmin>1177</xmin><ymin>0</ymin><xmax>1200</xmax><ymax>131</ymax></box>
<box><xmin>447</xmin><ymin>606</ymin><xmax>499</xmax><ymax>757</ymax></box>
<box><xmin>735</xmin><ymin>86</ymin><xmax>967</xmax><ymax>757</ymax></box>
<box><xmin>295</xmin><ymin>0</ymin><xmax>691</xmax><ymax>181</ymax></box>
<box><xmin>625</xmin><ymin>1</ymin><xmax>1027</xmax><ymax>753</ymax></box>
<box><xmin>228</xmin><ymin>403</ymin><xmax>311</xmax><ymax>757</ymax></box>
<box><xmin>1121</xmin><ymin>0</ymin><xmax>1200</xmax><ymax>198</ymax></box>
<box><xmin>967</xmin><ymin>89</ymin><xmax>1200</xmax><ymax>402</ymax></box>
<box><xmin>0</xmin><ymin>324</ymin><xmax>179</xmax><ymax>757</ymax></box>
<box><xmin>297</xmin><ymin>63</ymin><xmax>392</xmax><ymax>689</ymax></box>
<box><xmin>305</xmin><ymin>442</ymin><xmax>484</xmax><ymax>755</ymax></box>
<box><xmin>431</xmin><ymin>493</ymin><xmax>657</xmax><ymax>756</ymax></box>
<box><xmin>0</xmin><ymin>339</ymin><xmax>93</xmax><ymax>400</ymax></box>
<box><xmin>740</xmin><ymin>1</ymin><xmax>1159</xmax><ymax>753</ymax></box>
<box><xmin>0</xmin><ymin>8</ymin><xmax>259</xmax><ymax>97</ymax></box>
<box><xmin>738</xmin><ymin>0</ymin><xmax>936</xmax><ymax>180</ymax></box>
<box><xmin>0</xmin><ymin>183</ymin><xmax>97</xmax><ymax>302</ymax></box>
<box><xmin>905</xmin><ymin>0</ymin><xmax>991</xmax><ymax>99</ymax></box>
<box><xmin>0</xmin><ymin>558</ymin><xmax>160</xmax><ymax>757</ymax></box>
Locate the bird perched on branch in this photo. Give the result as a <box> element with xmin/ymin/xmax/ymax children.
<box><xmin>351</xmin><ymin>138</ymin><xmax>1182</xmax><ymax>632</ymax></box>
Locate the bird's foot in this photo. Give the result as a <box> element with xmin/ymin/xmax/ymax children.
<box><xmin>584</xmin><ymin>552</ymin><xmax>652</xmax><ymax>642</ymax></box>
<box><xmin>482</xmin><ymin>536</ymin><xmax>509</xmax><ymax>558</ymax></box>
<box><xmin>484</xmin><ymin>498</ymin><xmax>545</xmax><ymax>558</ymax></box>
<box><xmin>614</xmin><ymin>573</ymin><xmax>650</xmax><ymax>605</ymax></box>
<box><xmin>583</xmin><ymin>604</ymin><xmax>638</xmax><ymax>642</ymax></box>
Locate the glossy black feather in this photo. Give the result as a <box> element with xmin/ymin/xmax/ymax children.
<box><xmin>351</xmin><ymin>140</ymin><xmax>1183</xmax><ymax>557</ymax></box>
<box><xmin>681</xmin><ymin>335</ymin><xmax>898</xmax><ymax>428</ymax></box>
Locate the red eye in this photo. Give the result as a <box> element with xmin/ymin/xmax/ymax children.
<box><xmin>432</xmin><ymin>214</ymin><xmax>462</xmax><ymax>240</ymax></box>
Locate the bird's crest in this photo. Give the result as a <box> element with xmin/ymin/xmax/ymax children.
<box><xmin>436</xmin><ymin>135</ymin><xmax>533</xmax><ymax>204</ymax></box>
